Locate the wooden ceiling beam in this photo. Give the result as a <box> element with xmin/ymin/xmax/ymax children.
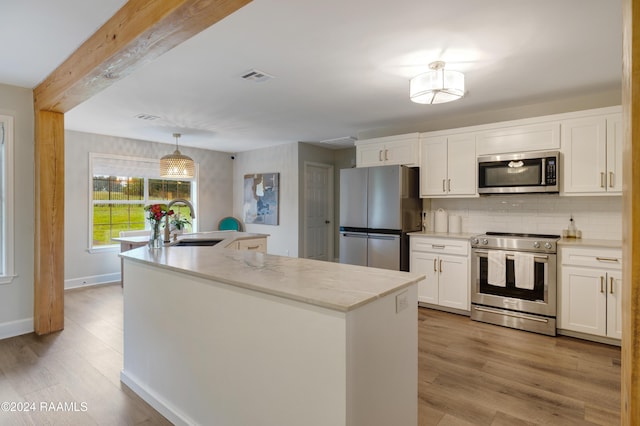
<box><xmin>33</xmin><ymin>0</ymin><xmax>252</xmax><ymax>113</ymax></box>
<box><xmin>32</xmin><ymin>0</ymin><xmax>251</xmax><ymax>335</ymax></box>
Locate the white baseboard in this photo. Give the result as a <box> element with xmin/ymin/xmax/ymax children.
<box><xmin>64</xmin><ymin>273</ymin><xmax>121</xmax><ymax>290</ymax></box>
<box><xmin>0</xmin><ymin>318</ymin><xmax>33</xmax><ymax>340</ymax></box>
<box><xmin>120</xmin><ymin>370</ymin><xmax>196</xmax><ymax>426</ymax></box>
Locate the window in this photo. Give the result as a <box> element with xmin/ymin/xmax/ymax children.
<box><xmin>90</xmin><ymin>154</ymin><xmax>197</xmax><ymax>250</ymax></box>
<box><xmin>0</xmin><ymin>116</ymin><xmax>15</xmax><ymax>283</ymax></box>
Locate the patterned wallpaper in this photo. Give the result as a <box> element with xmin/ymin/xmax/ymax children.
<box><xmin>64</xmin><ymin>130</ymin><xmax>233</xmax><ymax>286</ymax></box>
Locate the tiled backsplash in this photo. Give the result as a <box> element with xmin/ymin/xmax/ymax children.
<box><xmin>427</xmin><ymin>195</ymin><xmax>622</xmax><ymax>240</ymax></box>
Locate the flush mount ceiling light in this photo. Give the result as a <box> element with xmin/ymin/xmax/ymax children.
<box><xmin>410</xmin><ymin>61</ymin><xmax>465</xmax><ymax>104</ymax></box>
<box><xmin>160</xmin><ymin>133</ymin><xmax>195</xmax><ymax>178</ymax></box>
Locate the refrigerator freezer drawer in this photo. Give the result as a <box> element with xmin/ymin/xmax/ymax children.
<box><xmin>339</xmin><ymin>233</ymin><xmax>368</xmax><ymax>267</ymax></box>
<box><xmin>368</xmin><ymin>234</ymin><xmax>400</xmax><ymax>271</ymax></box>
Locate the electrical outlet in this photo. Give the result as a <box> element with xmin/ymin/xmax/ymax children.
<box><xmin>396</xmin><ymin>291</ymin><xmax>409</xmax><ymax>313</ymax></box>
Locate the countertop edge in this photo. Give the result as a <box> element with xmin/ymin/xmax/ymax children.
<box><xmin>121</xmin><ymin>250</ymin><xmax>424</xmax><ymax>313</ymax></box>
<box><xmin>408</xmin><ymin>231</ymin><xmax>476</xmax><ymax>240</ymax></box>
<box><xmin>558</xmin><ymin>238</ymin><xmax>622</xmax><ymax>249</ymax></box>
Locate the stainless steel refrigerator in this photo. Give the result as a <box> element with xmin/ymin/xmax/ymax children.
<box><xmin>339</xmin><ymin>165</ymin><xmax>421</xmax><ymax>271</ymax></box>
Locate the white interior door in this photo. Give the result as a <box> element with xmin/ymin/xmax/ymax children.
<box><xmin>304</xmin><ymin>162</ymin><xmax>334</xmax><ymax>261</ymax></box>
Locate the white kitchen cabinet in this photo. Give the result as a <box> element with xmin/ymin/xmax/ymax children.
<box><xmin>356</xmin><ymin>133</ymin><xmax>420</xmax><ymax>167</ymax></box>
<box><xmin>561</xmin><ymin>114</ymin><xmax>622</xmax><ymax>195</ymax></box>
<box><xmin>226</xmin><ymin>237</ymin><xmax>267</xmax><ymax>253</ymax></box>
<box><xmin>606</xmin><ymin>115</ymin><xmax>623</xmax><ymax>193</ymax></box>
<box><xmin>559</xmin><ymin>247</ymin><xmax>622</xmax><ymax>340</ymax></box>
<box><xmin>420</xmin><ymin>133</ymin><xmax>476</xmax><ymax>197</ymax></box>
<box><xmin>476</xmin><ymin>122</ymin><xmax>560</xmax><ymax>155</ymax></box>
<box><xmin>410</xmin><ymin>236</ymin><xmax>470</xmax><ymax>312</ymax></box>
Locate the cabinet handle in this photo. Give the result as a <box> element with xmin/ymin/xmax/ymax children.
<box><xmin>609</xmin><ymin>172</ymin><xmax>614</xmax><ymax>188</ymax></box>
<box><xmin>433</xmin><ymin>258</ymin><xmax>437</xmax><ymax>272</ymax></box>
<box><xmin>431</xmin><ymin>244</ymin><xmax>445</xmax><ymax>249</ymax></box>
<box><xmin>442</xmin><ymin>179</ymin><xmax>446</xmax><ymax>193</ymax></box>
<box><xmin>596</xmin><ymin>257</ymin><xmax>619</xmax><ymax>263</ymax></box>
<box><xmin>379</xmin><ymin>150</ymin><xmax>383</xmax><ymax>162</ymax></box>
<box><xmin>247</xmin><ymin>245</ymin><xmax>260</xmax><ymax>250</ymax></box>
<box><xmin>610</xmin><ymin>276</ymin><xmax>614</xmax><ymax>294</ymax></box>
<box><xmin>600</xmin><ymin>172</ymin><xmax>605</xmax><ymax>188</ymax></box>
<box><xmin>384</xmin><ymin>149</ymin><xmax>389</xmax><ymax>161</ymax></box>
<box><xmin>439</xmin><ymin>259</ymin><xmax>443</xmax><ymax>273</ymax></box>
<box><xmin>447</xmin><ymin>179</ymin><xmax>451</xmax><ymax>192</ymax></box>
<box><xmin>600</xmin><ymin>276</ymin><xmax>605</xmax><ymax>293</ymax></box>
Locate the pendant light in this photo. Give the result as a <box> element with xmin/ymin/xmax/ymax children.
<box><xmin>410</xmin><ymin>61</ymin><xmax>465</xmax><ymax>104</ymax></box>
<box><xmin>159</xmin><ymin>133</ymin><xmax>195</xmax><ymax>178</ymax></box>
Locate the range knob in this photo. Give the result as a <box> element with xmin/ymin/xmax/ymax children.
<box><xmin>533</xmin><ymin>241</ymin><xmax>540</xmax><ymax>249</ymax></box>
<box><xmin>482</xmin><ymin>238</ymin><xmax>489</xmax><ymax>245</ymax></box>
<box><xmin>544</xmin><ymin>242</ymin><xmax>553</xmax><ymax>250</ymax></box>
<box><xmin>471</xmin><ymin>237</ymin><xmax>479</xmax><ymax>245</ymax></box>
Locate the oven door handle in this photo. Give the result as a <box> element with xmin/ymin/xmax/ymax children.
<box><xmin>473</xmin><ymin>250</ymin><xmax>549</xmax><ymax>261</ymax></box>
<box><xmin>473</xmin><ymin>306</ymin><xmax>550</xmax><ymax>323</ymax></box>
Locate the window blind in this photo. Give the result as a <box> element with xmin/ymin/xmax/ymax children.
<box><xmin>90</xmin><ymin>153</ymin><xmax>194</xmax><ymax>180</ymax></box>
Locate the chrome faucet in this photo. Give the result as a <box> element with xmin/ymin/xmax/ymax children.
<box><xmin>165</xmin><ymin>199</ymin><xmax>196</xmax><ymax>243</ymax></box>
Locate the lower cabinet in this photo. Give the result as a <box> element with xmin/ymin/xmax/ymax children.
<box><xmin>410</xmin><ymin>236</ymin><xmax>470</xmax><ymax>312</ymax></box>
<box><xmin>227</xmin><ymin>237</ymin><xmax>267</xmax><ymax>253</ymax></box>
<box><xmin>559</xmin><ymin>247</ymin><xmax>622</xmax><ymax>340</ymax></box>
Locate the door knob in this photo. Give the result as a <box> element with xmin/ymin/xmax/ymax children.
<box><xmin>325</xmin><ymin>220</ymin><xmax>330</xmax><ymax>224</ymax></box>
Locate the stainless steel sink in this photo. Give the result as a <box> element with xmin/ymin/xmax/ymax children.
<box><xmin>172</xmin><ymin>239</ymin><xmax>223</xmax><ymax>247</ymax></box>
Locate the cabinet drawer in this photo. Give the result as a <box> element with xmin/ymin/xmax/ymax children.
<box><xmin>560</xmin><ymin>247</ymin><xmax>621</xmax><ymax>269</ymax></box>
<box><xmin>410</xmin><ymin>236</ymin><xmax>469</xmax><ymax>256</ymax></box>
<box><xmin>235</xmin><ymin>238</ymin><xmax>267</xmax><ymax>252</ymax></box>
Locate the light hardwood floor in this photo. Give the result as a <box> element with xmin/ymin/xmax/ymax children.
<box><xmin>418</xmin><ymin>308</ymin><xmax>621</xmax><ymax>425</ymax></box>
<box><xmin>0</xmin><ymin>284</ymin><xmax>621</xmax><ymax>425</ymax></box>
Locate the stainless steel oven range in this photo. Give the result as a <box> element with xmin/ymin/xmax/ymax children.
<box><xmin>470</xmin><ymin>232</ymin><xmax>560</xmax><ymax>336</ymax></box>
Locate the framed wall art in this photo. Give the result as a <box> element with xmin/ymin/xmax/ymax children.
<box><xmin>243</xmin><ymin>172</ymin><xmax>279</xmax><ymax>225</ymax></box>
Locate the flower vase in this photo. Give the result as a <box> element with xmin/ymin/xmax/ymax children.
<box><xmin>149</xmin><ymin>222</ymin><xmax>163</xmax><ymax>249</ymax></box>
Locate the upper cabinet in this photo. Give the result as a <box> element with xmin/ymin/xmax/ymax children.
<box><xmin>561</xmin><ymin>114</ymin><xmax>622</xmax><ymax>195</ymax></box>
<box><xmin>420</xmin><ymin>133</ymin><xmax>477</xmax><ymax>197</ymax></box>
<box><xmin>476</xmin><ymin>122</ymin><xmax>560</xmax><ymax>155</ymax></box>
<box><xmin>606</xmin><ymin>115</ymin><xmax>623</xmax><ymax>193</ymax></box>
<box><xmin>355</xmin><ymin>133</ymin><xmax>420</xmax><ymax>167</ymax></box>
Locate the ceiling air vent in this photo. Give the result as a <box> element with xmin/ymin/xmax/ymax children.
<box><xmin>240</xmin><ymin>69</ymin><xmax>274</xmax><ymax>83</ymax></box>
<box><xmin>135</xmin><ymin>114</ymin><xmax>160</xmax><ymax>121</ymax></box>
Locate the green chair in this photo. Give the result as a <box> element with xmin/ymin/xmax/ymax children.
<box><xmin>218</xmin><ymin>217</ymin><xmax>243</xmax><ymax>231</ymax></box>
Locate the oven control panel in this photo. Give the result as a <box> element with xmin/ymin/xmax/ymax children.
<box><xmin>470</xmin><ymin>232</ymin><xmax>559</xmax><ymax>253</ymax></box>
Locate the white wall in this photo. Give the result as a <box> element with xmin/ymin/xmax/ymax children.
<box><xmin>0</xmin><ymin>84</ymin><xmax>35</xmax><ymax>338</ymax></box>
<box><xmin>233</xmin><ymin>143</ymin><xmax>299</xmax><ymax>257</ymax></box>
<box><xmin>428</xmin><ymin>195</ymin><xmax>621</xmax><ymax>240</ymax></box>
<box><xmin>65</xmin><ymin>131</ymin><xmax>233</xmax><ymax>288</ymax></box>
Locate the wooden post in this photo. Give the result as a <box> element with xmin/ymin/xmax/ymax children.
<box><xmin>34</xmin><ymin>111</ymin><xmax>65</xmax><ymax>334</ymax></box>
<box><xmin>622</xmin><ymin>0</ymin><xmax>640</xmax><ymax>422</ymax></box>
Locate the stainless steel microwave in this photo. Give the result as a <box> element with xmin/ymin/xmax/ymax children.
<box><xmin>477</xmin><ymin>150</ymin><xmax>559</xmax><ymax>194</ymax></box>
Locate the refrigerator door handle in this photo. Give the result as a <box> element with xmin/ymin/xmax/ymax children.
<box><xmin>367</xmin><ymin>234</ymin><xmax>400</xmax><ymax>240</ymax></box>
<box><xmin>342</xmin><ymin>233</ymin><xmax>368</xmax><ymax>238</ymax></box>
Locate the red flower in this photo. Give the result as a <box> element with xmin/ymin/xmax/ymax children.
<box><xmin>144</xmin><ymin>204</ymin><xmax>174</xmax><ymax>226</ymax></box>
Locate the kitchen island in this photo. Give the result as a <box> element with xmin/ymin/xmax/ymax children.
<box><xmin>119</xmin><ymin>246</ymin><xmax>422</xmax><ymax>426</ymax></box>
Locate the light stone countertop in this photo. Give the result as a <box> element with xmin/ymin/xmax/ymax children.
<box><xmin>113</xmin><ymin>230</ymin><xmax>269</xmax><ymax>247</ymax></box>
<box><xmin>558</xmin><ymin>238</ymin><xmax>622</xmax><ymax>249</ymax></box>
<box><xmin>408</xmin><ymin>231</ymin><xmax>476</xmax><ymax>240</ymax></box>
<box><xmin>120</xmin><ymin>245</ymin><xmax>424</xmax><ymax>312</ymax></box>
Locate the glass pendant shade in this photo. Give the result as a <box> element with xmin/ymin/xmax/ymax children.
<box><xmin>410</xmin><ymin>61</ymin><xmax>465</xmax><ymax>104</ymax></box>
<box><xmin>160</xmin><ymin>133</ymin><xmax>195</xmax><ymax>178</ymax></box>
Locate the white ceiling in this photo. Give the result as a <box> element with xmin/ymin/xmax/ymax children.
<box><xmin>2</xmin><ymin>0</ymin><xmax>622</xmax><ymax>152</ymax></box>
